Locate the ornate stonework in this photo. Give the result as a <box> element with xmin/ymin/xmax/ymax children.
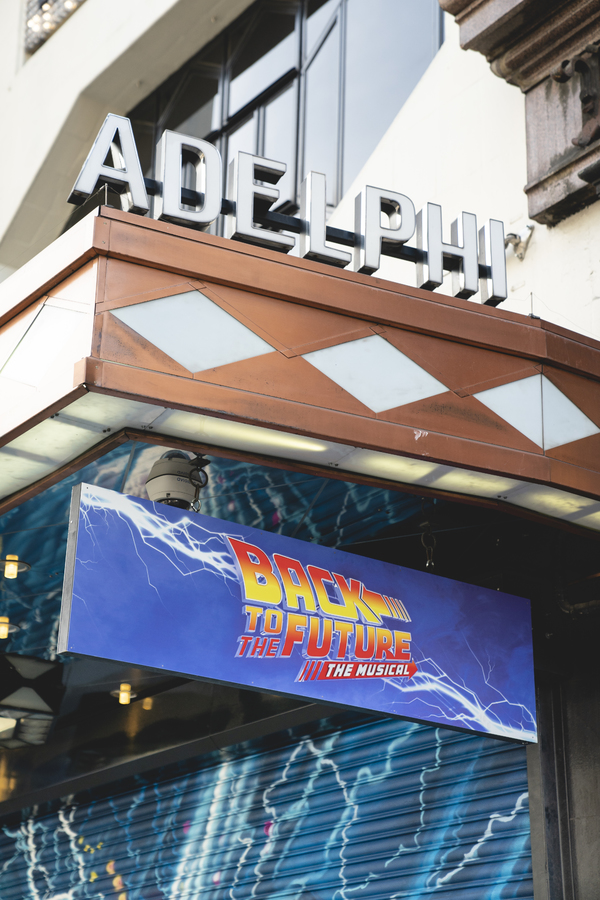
<box><xmin>440</xmin><ymin>0</ymin><xmax>600</xmax><ymax>223</ymax></box>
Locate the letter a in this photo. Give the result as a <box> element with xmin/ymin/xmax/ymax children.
<box><xmin>69</xmin><ymin>114</ymin><xmax>149</xmax><ymax>214</ymax></box>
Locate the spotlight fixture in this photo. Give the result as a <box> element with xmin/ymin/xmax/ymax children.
<box><xmin>111</xmin><ymin>683</ymin><xmax>137</xmax><ymax>705</ymax></box>
<box><xmin>0</xmin><ymin>617</ymin><xmax>19</xmax><ymax>640</ymax></box>
<box><xmin>1</xmin><ymin>555</ymin><xmax>31</xmax><ymax>580</ymax></box>
<box><xmin>145</xmin><ymin>451</ymin><xmax>210</xmax><ymax>511</ymax></box>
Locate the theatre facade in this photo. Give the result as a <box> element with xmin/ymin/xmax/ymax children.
<box><xmin>0</xmin><ymin>202</ymin><xmax>598</xmax><ymax>898</ymax></box>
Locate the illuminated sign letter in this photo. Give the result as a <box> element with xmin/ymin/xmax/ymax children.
<box><xmin>155</xmin><ymin>130</ymin><xmax>222</xmax><ymax>228</ymax></box>
<box><xmin>417</xmin><ymin>202</ymin><xmax>479</xmax><ymax>299</ymax></box>
<box><xmin>479</xmin><ymin>219</ymin><xmax>508</xmax><ymax>305</ymax></box>
<box><xmin>226</xmin><ymin>152</ymin><xmax>295</xmax><ymax>252</ymax></box>
<box><xmin>69</xmin><ymin>114</ymin><xmax>149</xmax><ymax>214</ymax></box>
<box><xmin>353</xmin><ymin>185</ymin><xmax>415</xmax><ymax>275</ymax></box>
<box><xmin>299</xmin><ymin>172</ymin><xmax>351</xmax><ymax>267</ymax></box>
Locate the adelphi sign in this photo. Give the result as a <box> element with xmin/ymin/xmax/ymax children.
<box><xmin>69</xmin><ymin>113</ymin><xmax>508</xmax><ymax>304</ymax></box>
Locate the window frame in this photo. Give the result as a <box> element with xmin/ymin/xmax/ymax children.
<box><xmin>128</xmin><ymin>0</ymin><xmax>445</xmax><ymax>218</ymax></box>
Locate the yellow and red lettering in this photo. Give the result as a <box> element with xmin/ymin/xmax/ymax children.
<box><xmin>334</xmin><ymin>620</ymin><xmax>354</xmax><ymax>658</ymax></box>
<box><xmin>360</xmin><ymin>587</ymin><xmax>391</xmax><ymax>623</ymax></box>
<box><xmin>394</xmin><ymin>631</ymin><xmax>411</xmax><ymax>660</ymax></box>
<box><xmin>250</xmin><ymin>636</ymin><xmax>268</xmax><ymax>657</ymax></box>
<box><xmin>228</xmin><ymin>538</ymin><xmax>282</xmax><ymax>605</ymax></box>
<box><xmin>266</xmin><ymin>638</ymin><xmax>280</xmax><ymax>657</ymax></box>
<box><xmin>281</xmin><ymin>614</ymin><xmax>307</xmax><ymax>656</ymax></box>
<box><xmin>273</xmin><ymin>554</ymin><xmax>317</xmax><ymax>611</ymax></box>
<box><xmin>333</xmin><ymin>574</ymin><xmax>383</xmax><ymax>624</ymax></box>
<box><xmin>307</xmin><ymin>616</ymin><xmax>333</xmax><ymax>657</ymax></box>
<box><xmin>375</xmin><ymin>628</ymin><xmax>395</xmax><ymax>659</ymax></box>
<box><xmin>308</xmin><ymin>566</ymin><xmax>355</xmax><ymax>619</ymax></box>
<box><xmin>385</xmin><ymin>596</ymin><xmax>406</xmax><ymax>620</ymax></box>
<box><xmin>244</xmin><ymin>605</ymin><xmax>263</xmax><ymax>631</ymax></box>
<box><xmin>354</xmin><ymin>624</ymin><xmax>375</xmax><ymax>659</ymax></box>
<box><xmin>264</xmin><ymin>609</ymin><xmax>283</xmax><ymax>634</ymax></box>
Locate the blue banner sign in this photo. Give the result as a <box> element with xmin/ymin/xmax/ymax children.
<box><xmin>59</xmin><ymin>484</ymin><xmax>536</xmax><ymax>742</ymax></box>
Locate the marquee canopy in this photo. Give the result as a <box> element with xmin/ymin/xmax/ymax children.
<box><xmin>1</xmin><ymin>207</ymin><xmax>599</xmax><ymax>534</ymax></box>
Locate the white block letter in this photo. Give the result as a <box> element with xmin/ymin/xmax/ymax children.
<box><xmin>226</xmin><ymin>152</ymin><xmax>295</xmax><ymax>252</ymax></box>
<box><xmin>299</xmin><ymin>172</ymin><xmax>351</xmax><ymax>267</ymax></box>
<box><xmin>353</xmin><ymin>186</ymin><xmax>415</xmax><ymax>275</ymax></box>
<box><xmin>69</xmin><ymin>114</ymin><xmax>148</xmax><ymax>214</ymax></box>
<box><xmin>416</xmin><ymin>203</ymin><xmax>478</xmax><ymax>299</ymax></box>
<box><xmin>154</xmin><ymin>131</ymin><xmax>222</xmax><ymax>229</ymax></box>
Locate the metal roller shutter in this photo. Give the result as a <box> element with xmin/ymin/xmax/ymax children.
<box><xmin>0</xmin><ymin>712</ymin><xmax>532</xmax><ymax>899</ymax></box>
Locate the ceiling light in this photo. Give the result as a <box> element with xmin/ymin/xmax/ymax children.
<box><xmin>0</xmin><ymin>618</ymin><xmax>19</xmax><ymax>640</ymax></box>
<box><xmin>142</xmin><ymin>697</ymin><xmax>153</xmax><ymax>711</ymax></box>
<box><xmin>154</xmin><ymin>409</ymin><xmax>336</xmax><ymax>459</ymax></box>
<box><xmin>120</xmin><ymin>683</ymin><xmax>132</xmax><ymax>704</ymax></box>
<box><xmin>507</xmin><ymin>485</ymin><xmax>599</xmax><ymax>519</ymax></box>
<box><xmin>426</xmin><ymin>469</ymin><xmax>521</xmax><ymax>498</ymax></box>
<box><xmin>1</xmin><ymin>555</ymin><xmax>31</xmax><ymax>580</ymax></box>
<box><xmin>340</xmin><ymin>449</ymin><xmax>439</xmax><ymax>483</ymax></box>
<box><xmin>111</xmin><ymin>683</ymin><xmax>137</xmax><ymax>705</ymax></box>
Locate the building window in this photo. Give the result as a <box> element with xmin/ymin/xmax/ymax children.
<box><xmin>25</xmin><ymin>0</ymin><xmax>85</xmax><ymax>55</ymax></box>
<box><xmin>129</xmin><ymin>0</ymin><xmax>443</xmax><ymax>214</ymax></box>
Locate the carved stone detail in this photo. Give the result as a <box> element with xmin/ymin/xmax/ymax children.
<box><xmin>552</xmin><ymin>42</ymin><xmax>600</xmax><ymax>148</ymax></box>
<box><xmin>440</xmin><ymin>0</ymin><xmax>600</xmax><ymax>223</ymax></box>
<box><xmin>440</xmin><ymin>0</ymin><xmax>600</xmax><ymax>91</ymax></box>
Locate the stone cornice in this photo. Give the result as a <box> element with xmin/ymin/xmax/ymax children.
<box><xmin>439</xmin><ymin>0</ymin><xmax>600</xmax><ymax>91</ymax></box>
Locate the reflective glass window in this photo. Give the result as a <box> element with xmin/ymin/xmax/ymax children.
<box><xmin>227</xmin><ymin>115</ymin><xmax>257</xmax><ymax>176</ymax></box>
<box><xmin>129</xmin><ymin>94</ymin><xmax>157</xmax><ymax>177</ymax></box>
<box><xmin>157</xmin><ymin>39</ymin><xmax>223</xmax><ymax>138</ymax></box>
<box><xmin>303</xmin><ymin>21</ymin><xmax>340</xmax><ymax>205</ymax></box>
<box><xmin>126</xmin><ymin>0</ymin><xmax>443</xmax><ymax>220</ymax></box>
<box><xmin>305</xmin><ymin>0</ymin><xmax>340</xmax><ymax>59</ymax></box>
<box><xmin>263</xmin><ymin>82</ymin><xmax>297</xmax><ymax>206</ymax></box>
<box><xmin>229</xmin><ymin>10</ymin><xmax>297</xmax><ymax>116</ymax></box>
<box><xmin>343</xmin><ymin>0</ymin><xmax>441</xmax><ymax>192</ymax></box>
<box><xmin>162</xmin><ymin>69</ymin><xmax>221</xmax><ymax>139</ymax></box>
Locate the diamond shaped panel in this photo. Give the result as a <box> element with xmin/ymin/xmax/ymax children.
<box><xmin>474</xmin><ymin>374</ymin><xmax>600</xmax><ymax>449</ymax></box>
<box><xmin>112</xmin><ymin>290</ymin><xmax>274</xmax><ymax>373</ymax></box>
<box><xmin>541</xmin><ymin>376</ymin><xmax>600</xmax><ymax>449</ymax></box>
<box><xmin>302</xmin><ymin>334</ymin><xmax>447</xmax><ymax>413</ymax></box>
<box><xmin>474</xmin><ymin>375</ymin><xmax>543</xmax><ymax>446</ymax></box>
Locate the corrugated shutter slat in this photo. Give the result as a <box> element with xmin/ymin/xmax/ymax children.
<box><xmin>0</xmin><ymin>713</ymin><xmax>532</xmax><ymax>899</ymax></box>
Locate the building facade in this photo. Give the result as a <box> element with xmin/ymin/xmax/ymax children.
<box><xmin>0</xmin><ymin>2</ymin><xmax>599</xmax><ymax>899</ymax></box>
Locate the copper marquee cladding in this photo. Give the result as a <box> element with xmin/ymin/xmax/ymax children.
<box><xmin>1</xmin><ymin>206</ymin><xmax>600</xmax><ymax>534</ymax></box>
